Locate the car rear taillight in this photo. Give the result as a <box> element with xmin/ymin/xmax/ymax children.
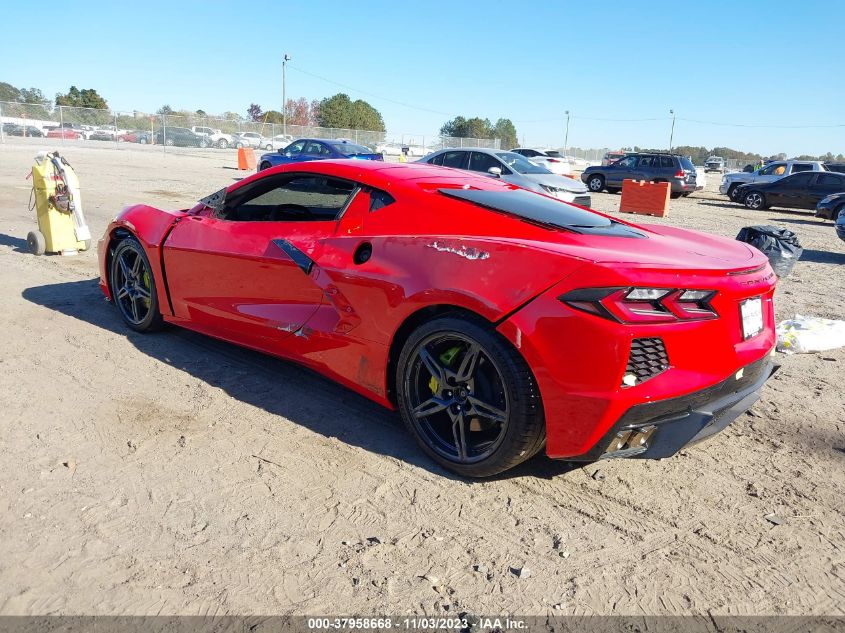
<box><xmin>559</xmin><ymin>287</ymin><xmax>717</xmax><ymax>323</ymax></box>
<box><xmin>547</xmin><ymin>158</ymin><xmax>560</xmax><ymax>163</ymax></box>
<box><xmin>674</xmin><ymin>170</ymin><xmax>686</xmax><ymax>179</ymax></box>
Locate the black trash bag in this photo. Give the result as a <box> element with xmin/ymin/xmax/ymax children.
<box><xmin>735</xmin><ymin>225</ymin><xmax>803</xmax><ymax>278</ymax></box>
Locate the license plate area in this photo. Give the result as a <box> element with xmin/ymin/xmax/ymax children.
<box><xmin>740</xmin><ymin>297</ymin><xmax>763</xmax><ymax>340</ymax></box>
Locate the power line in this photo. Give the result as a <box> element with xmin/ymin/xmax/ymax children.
<box><xmin>678</xmin><ymin>117</ymin><xmax>845</xmax><ymax>129</ymax></box>
<box><xmin>286</xmin><ymin>65</ymin><xmax>453</xmax><ymax>116</ymax></box>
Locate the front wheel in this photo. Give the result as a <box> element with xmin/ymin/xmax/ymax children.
<box><xmin>727</xmin><ymin>183</ymin><xmax>742</xmax><ymax>201</ymax></box>
<box><xmin>217</xmin><ymin>139</ymin><xmax>229</xmax><ymax>149</ymax></box>
<box><xmin>744</xmin><ymin>191</ymin><xmax>767</xmax><ymax>210</ymax></box>
<box><xmin>259</xmin><ymin>161</ymin><xmax>272</xmax><ymax>171</ymax></box>
<box><xmin>165</xmin><ymin>138</ymin><xmax>175</xmax><ymax>147</ymax></box>
<box><xmin>109</xmin><ymin>238</ymin><xmax>164</xmax><ymax>332</ymax></box>
<box><xmin>396</xmin><ymin>315</ymin><xmax>545</xmax><ymax>477</ymax></box>
<box><xmin>587</xmin><ymin>175</ymin><xmax>605</xmax><ymax>193</ymax></box>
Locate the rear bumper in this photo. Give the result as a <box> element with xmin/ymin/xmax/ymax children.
<box><xmin>568</xmin><ymin>356</ymin><xmax>778</xmax><ymax>461</ymax></box>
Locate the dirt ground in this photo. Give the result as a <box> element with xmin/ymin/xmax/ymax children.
<box><xmin>0</xmin><ymin>139</ymin><xmax>843</xmax><ymax>617</ymax></box>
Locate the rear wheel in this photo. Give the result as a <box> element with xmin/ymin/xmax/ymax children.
<box><xmin>396</xmin><ymin>315</ymin><xmax>545</xmax><ymax>478</ymax></box>
<box><xmin>744</xmin><ymin>191</ymin><xmax>768</xmax><ymax>210</ymax></box>
<box><xmin>109</xmin><ymin>238</ymin><xmax>164</xmax><ymax>332</ymax></box>
<box><xmin>27</xmin><ymin>230</ymin><xmax>46</xmax><ymax>256</ymax></box>
<box><xmin>259</xmin><ymin>161</ymin><xmax>272</xmax><ymax>171</ymax></box>
<box><xmin>165</xmin><ymin>138</ymin><xmax>175</xmax><ymax>147</ymax></box>
<box><xmin>587</xmin><ymin>175</ymin><xmax>605</xmax><ymax>193</ymax></box>
<box><xmin>217</xmin><ymin>139</ymin><xmax>229</xmax><ymax>149</ymax></box>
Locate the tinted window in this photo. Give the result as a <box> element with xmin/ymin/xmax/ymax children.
<box><xmin>638</xmin><ymin>156</ymin><xmax>655</xmax><ymax>168</ymax></box>
<box><xmin>438</xmin><ymin>188</ymin><xmax>644</xmax><ymax>238</ymax></box>
<box><xmin>428</xmin><ymin>153</ymin><xmax>444</xmax><ymax>166</ymax></box>
<box><xmin>468</xmin><ymin>152</ymin><xmax>503</xmax><ymax>173</ymax></box>
<box><xmin>496</xmin><ymin>152</ymin><xmax>548</xmax><ymax>174</ymax></box>
<box><xmin>369</xmin><ymin>189</ymin><xmax>395</xmax><ymax>212</ymax></box>
<box><xmin>615</xmin><ymin>156</ymin><xmax>638</xmax><ymax>169</ymax></box>
<box><xmin>680</xmin><ymin>157</ymin><xmax>695</xmax><ymax>171</ymax></box>
<box><xmin>545</xmin><ymin>151</ymin><xmax>563</xmax><ymax>158</ymax></box>
<box><xmin>781</xmin><ymin>173</ymin><xmax>813</xmax><ymax>187</ymax></box>
<box><xmin>328</xmin><ymin>142</ymin><xmax>372</xmax><ymax>156</ymax></box>
<box><xmin>659</xmin><ymin>156</ymin><xmax>675</xmax><ymax>168</ymax></box>
<box><xmin>286</xmin><ymin>141</ymin><xmax>305</xmax><ymax>155</ymax></box>
<box><xmin>791</xmin><ymin>163</ymin><xmax>814</xmax><ymax>173</ymax></box>
<box><xmin>816</xmin><ymin>173</ymin><xmax>845</xmax><ymax>188</ymax></box>
<box><xmin>304</xmin><ymin>141</ymin><xmax>331</xmax><ymax>156</ymax></box>
<box><xmin>223</xmin><ymin>175</ymin><xmax>356</xmax><ymax>222</ymax></box>
<box><xmin>442</xmin><ymin>151</ymin><xmax>468</xmax><ymax>169</ymax></box>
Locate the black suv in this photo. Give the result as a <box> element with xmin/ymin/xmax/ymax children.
<box><xmin>581</xmin><ymin>152</ymin><xmax>697</xmax><ymax>197</ymax></box>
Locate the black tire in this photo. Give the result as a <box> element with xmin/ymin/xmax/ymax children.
<box><xmin>727</xmin><ymin>183</ymin><xmax>742</xmax><ymax>201</ymax></box>
<box><xmin>165</xmin><ymin>138</ymin><xmax>175</xmax><ymax>147</ymax></box>
<box><xmin>235</xmin><ymin>142</ymin><xmax>244</xmax><ymax>149</ymax></box>
<box><xmin>139</xmin><ymin>137</ymin><xmax>148</xmax><ymax>145</ymax></box>
<box><xmin>109</xmin><ymin>238</ymin><xmax>164</xmax><ymax>333</ymax></box>
<box><xmin>606</xmin><ymin>187</ymin><xmax>621</xmax><ymax>194</ymax></box>
<box><xmin>259</xmin><ymin>161</ymin><xmax>272</xmax><ymax>171</ymax></box>
<box><xmin>587</xmin><ymin>174</ymin><xmax>605</xmax><ymax>193</ymax></box>
<box><xmin>199</xmin><ymin>139</ymin><xmax>210</xmax><ymax>148</ymax></box>
<box><xmin>744</xmin><ymin>190</ymin><xmax>768</xmax><ymax>210</ymax></box>
<box><xmin>27</xmin><ymin>230</ymin><xmax>46</xmax><ymax>256</ymax></box>
<box><xmin>670</xmin><ymin>192</ymin><xmax>682</xmax><ymax>199</ymax></box>
<box><xmin>396</xmin><ymin>315</ymin><xmax>545</xmax><ymax>478</ymax></box>
<box><xmin>217</xmin><ymin>139</ymin><xmax>228</xmax><ymax>149</ymax></box>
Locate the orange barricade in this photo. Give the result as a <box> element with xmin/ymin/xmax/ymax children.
<box><xmin>619</xmin><ymin>179</ymin><xmax>670</xmax><ymax>217</ymax></box>
<box><xmin>237</xmin><ymin>147</ymin><xmax>256</xmax><ymax>170</ymax></box>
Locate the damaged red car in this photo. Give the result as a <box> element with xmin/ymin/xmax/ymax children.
<box><xmin>98</xmin><ymin>160</ymin><xmax>778</xmax><ymax>477</ymax></box>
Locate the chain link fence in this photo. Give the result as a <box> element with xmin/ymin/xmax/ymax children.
<box><xmin>0</xmin><ymin>101</ymin><xmax>500</xmax><ymax>156</ymax></box>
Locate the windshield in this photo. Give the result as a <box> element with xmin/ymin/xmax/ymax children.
<box><xmin>495</xmin><ymin>152</ymin><xmax>551</xmax><ymax>174</ymax></box>
<box><xmin>329</xmin><ymin>142</ymin><xmax>372</xmax><ymax>156</ymax></box>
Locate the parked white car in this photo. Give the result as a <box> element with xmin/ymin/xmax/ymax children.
<box><xmin>191</xmin><ymin>126</ymin><xmax>235</xmax><ymax>149</ymax></box>
<box><xmin>267</xmin><ymin>134</ymin><xmax>295</xmax><ymax>150</ymax></box>
<box><xmin>720</xmin><ymin>160</ymin><xmax>828</xmax><ymax>200</ymax></box>
<box><xmin>233</xmin><ymin>132</ymin><xmax>272</xmax><ymax>150</ymax></box>
<box><xmin>510</xmin><ymin>148</ymin><xmax>571</xmax><ymax>176</ymax></box>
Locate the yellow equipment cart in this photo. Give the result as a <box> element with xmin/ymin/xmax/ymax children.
<box><xmin>28</xmin><ymin>151</ymin><xmax>91</xmax><ymax>255</ymax></box>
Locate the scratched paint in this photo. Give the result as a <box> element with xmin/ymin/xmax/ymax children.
<box><xmin>426</xmin><ymin>241</ymin><xmax>490</xmax><ymax>261</ymax></box>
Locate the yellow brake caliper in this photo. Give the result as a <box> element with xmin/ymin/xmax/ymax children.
<box><xmin>429</xmin><ymin>346</ymin><xmax>461</xmax><ymax>395</ymax></box>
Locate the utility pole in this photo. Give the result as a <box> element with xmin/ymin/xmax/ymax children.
<box><xmin>564</xmin><ymin>110</ymin><xmax>570</xmax><ymax>156</ymax></box>
<box><xmin>282</xmin><ymin>53</ymin><xmax>291</xmax><ymax>136</ymax></box>
<box><xmin>669</xmin><ymin>109</ymin><xmax>676</xmax><ymax>152</ymax></box>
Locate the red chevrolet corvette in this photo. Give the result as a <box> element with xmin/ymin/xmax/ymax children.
<box><xmin>98</xmin><ymin>160</ymin><xmax>778</xmax><ymax>477</ymax></box>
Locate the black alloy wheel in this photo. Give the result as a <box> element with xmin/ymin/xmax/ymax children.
<box><xmin>110</xmin><ymin>238</ymin><xmax>164</xmax><ymax>332</ymax></box>
<box><xmin>397</xmin><ymin>316</ymin><xmax>545</xmax><ymax>477</ymax></box>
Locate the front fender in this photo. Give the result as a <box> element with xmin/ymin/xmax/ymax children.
<box><xmin>97</xmin><ymin>204</ymin><xmax>185</xmax><ymax>314</ymax></box>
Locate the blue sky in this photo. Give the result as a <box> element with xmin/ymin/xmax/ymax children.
<box><xmin>1</xmin><ymin>0</ymin><xmax>843</xmax><ymax>155</ymax></box>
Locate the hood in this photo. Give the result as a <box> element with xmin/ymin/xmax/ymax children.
<box><xmin>725</xmin><ymin>172</ymin><xmax>753</xmax><ymax>182</ymax></box>
<box><xmin>520</xmin><ymin>173</ymin><xmax>588</xmax><ymax>193</ymax></box>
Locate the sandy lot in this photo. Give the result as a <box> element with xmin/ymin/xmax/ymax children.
<box><xmin>0</xmin><ymin>139</ymin><xmax>843</xmax><ymax>617</ymax></box>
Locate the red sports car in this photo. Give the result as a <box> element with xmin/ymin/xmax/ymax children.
<box><xmin>47</xmin><ymin>128</ymin><xmax>81</xmax><ymax>139</ymax></box>
<box><xmin>98</xmin><ymin>160</ymin><xmax>778</xmax><ymax>477</ymax></box>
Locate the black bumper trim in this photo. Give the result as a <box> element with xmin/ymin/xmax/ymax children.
<box><xmin>569</xmin><ymin>355</ymin><xmax>779</xmax><ymax>462</ymax></box>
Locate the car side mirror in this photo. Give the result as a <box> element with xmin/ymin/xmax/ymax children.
<box><xmin>488</xmin><ymin>166</ymin><xmax>502</xmax><ymax>177</ymax></box>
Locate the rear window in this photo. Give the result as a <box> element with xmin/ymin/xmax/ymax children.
<box><xmin>328</xmin><ymin>142</ymin><xmax>372</xmax><ymax>156</ymax></box>
<box><xmin>438</xmin><ymin>188</ymin><xmax>644</xmax><ymax>238</ymax></box>
<box><xmin>792</xmin><ymin>163</ymin><xmax>813</xmax><ymax>173</ymax></box>
<box><xmin>680</xmin><ymin>157</ymin><xmax>695</xmax><ymax>171</ymax></box>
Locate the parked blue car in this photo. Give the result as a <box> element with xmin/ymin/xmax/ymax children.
<box><xmin>258</xmin><ymin>138</ymin><xmax>383</xmax><ymax>170</ymax></box>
